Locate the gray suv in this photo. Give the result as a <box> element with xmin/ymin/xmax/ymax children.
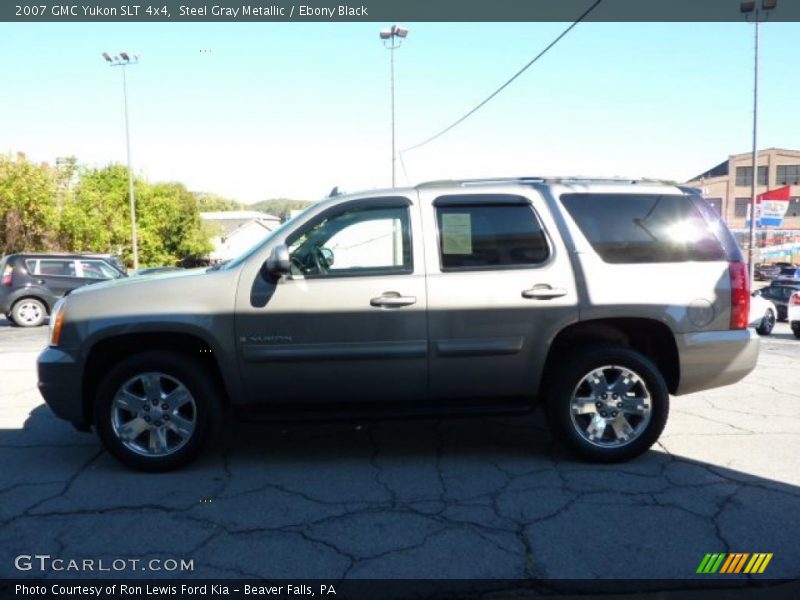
<box><xmin>37</xmin><ymin>178</ymin><xmax>759</xmax><ymax>471</ymax></box>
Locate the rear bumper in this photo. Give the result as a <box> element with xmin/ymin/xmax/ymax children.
<box><xmin>37</xmin><ymin>346</ymin><xmax>87</xmax><ymax>427</ymax></box>
<box><xmin>675</xmin><ymin>329</ymin><xmax>759</xmax><ymax>395</ymax></box>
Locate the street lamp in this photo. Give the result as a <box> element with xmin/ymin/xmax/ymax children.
<box><xmin>103</xmin><ymin>51</ymin><xmax>141</xmax><ymax>270</ymax></box>
<box><xmin>379</xmin><ymin>25</ymin><xmax>408</xmax><ymax>188</ymax></box>
<box><xmin>741</xmin><ymin>0</ymin><xmax>777</xmax><ymax>288</ymax></box>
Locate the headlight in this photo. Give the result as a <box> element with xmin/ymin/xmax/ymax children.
<box><xmin>49</xmin><ymin>298</ymin><xmax>66</xmax><ymax>347</ymax></box>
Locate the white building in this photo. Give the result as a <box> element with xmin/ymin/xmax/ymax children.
<box><xmin>200</xmin><ymin>211</ymin><xmax>282</xmax><ymax>263</ymax></box>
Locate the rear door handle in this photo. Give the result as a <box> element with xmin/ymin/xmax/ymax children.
<box><xmin>522</xmin><ymin>285</ymin><xmax>568</xmax><ymax>300</ymax></box>
<box><xmin>370</xmin><ymin>291</ymin><xmax>417</xmax><ymax>308</ymax></box>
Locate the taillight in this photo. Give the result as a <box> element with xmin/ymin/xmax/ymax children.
<box><xmin>1</xmin><ymin>264</ymin><xmax>12</xmax><ymax>286</ymax></box>
<box><xmin>790</xmin><ymin>292</ymin><xmax>800</xmax><ymax>306</ymax></box>
<box><xmin>729</xmin><ymin>262</ymin><xmax>750</xmax><ymax>330</ymax></box>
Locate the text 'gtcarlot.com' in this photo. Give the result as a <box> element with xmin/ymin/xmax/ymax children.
<box><xmin>14</xmin><ymin>554</ymin><xmax>194</xmax><ymax>572</ymax></box>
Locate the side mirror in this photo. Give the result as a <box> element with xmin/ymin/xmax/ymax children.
<box><xmin>319</xmin><ymin>247</ymin><xmax>334</xmax><ymax>267</ymax></box>
<box><xmin>265</xmin><ymin>244</ymin><xmax>291</xmax><ymax>275</ymax></box>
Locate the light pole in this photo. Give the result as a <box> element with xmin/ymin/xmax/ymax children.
<box><xmin>103</xmin><ymin>51</ymin><xmax>140</xmax><ymax>270</ymax></box>
<box><xmin>741</xmin><ymin>0</ymin><xmax>777</xmax><ymax>287</ymax></box>
<box><xmin>379</xmin><ymin>25</ymin><xmax>408</xmax><ymax>188</ymax></box>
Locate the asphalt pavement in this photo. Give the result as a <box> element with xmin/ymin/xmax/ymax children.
<box><xmin>1</xmin><ymin>316</ymin><xmax>799</xmax><ymax>582</ymax></box>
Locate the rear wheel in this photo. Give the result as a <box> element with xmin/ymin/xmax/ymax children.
<box><xmin>4</xmin><ymin>313</ymin><xmax>15</xmax><ymax>324</ymax></box>
<box><xmin>11</xmin><ymin>298</ymin><xmax>47</xmax><ymax>327</ymax></box>
<box><xmin>94</xmin><ymin>351</ymin><xmax>220</xmax><ymax>471</ymax></box>
<box><xmin>755</xmin><ymin>309</ymin><xmax>776</xmax><ymax>336</ymax></box>
<box><xmin>545</xmin><ymin>346</ymin><xmax>669</xmax><ymax>463</ymax></box>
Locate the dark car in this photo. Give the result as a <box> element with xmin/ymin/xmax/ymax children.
<box><xmin>0</xmin><ymin>253</ymin><xmax>126</xmax><ymax>327</ymax></box>
<box><xmin>755</xmin><ymin>263</ymin><xmax>781</xmax><ymax>281</ymax></box>
<box><xmin>759</xmin><ymin>281</ymin><xmax>800</xmax><ymax>321</ymax></box>
<box><xmin>775</xmin><ymin>266</ymin><xmax>800</xmax><ymax>282</ymax></box>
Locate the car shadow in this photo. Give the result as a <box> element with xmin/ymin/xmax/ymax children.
<box><xmin>1</xmin><ymin>403</ymin><xmax>799</xmax><ymax>585</ymax></box>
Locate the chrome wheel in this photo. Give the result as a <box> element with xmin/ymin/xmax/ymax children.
<box><xmin>14</xmin><ymin>300</ymin><xmax>44</xmax><ymax>326</ymax></box>
<box><xmin>569</xmin><ymin>365</ymin><xmax>653</xmax><ymax>448</ymax></box>
<box><xmin>111</xmin><ymin>372</ymin><xmax>197</xmax><ymax>457</ymax></box>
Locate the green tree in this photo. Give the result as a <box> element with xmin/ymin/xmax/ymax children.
<box><xmin>195</xmin><ymin>192</ymin><xmax>242</xmax><ymax>212</ymax></box>
<box><xmin>251</xmin><ymin>198</ymin><xmax>314</xmax><ymax>221</ymax></box>
<box><xmin>58</xmin><ymin>164</ymin><xmax>134</xmax><ymax>260</ymax></box>
<box><xmin>137</xmin><ymin>182</ymin><xmax>212</xmax><ymax>266</ymax></box>
<box><xmin>0</xmin><ymin>153</ymin><xmax>58</xmax><ymax>254</ymax></box>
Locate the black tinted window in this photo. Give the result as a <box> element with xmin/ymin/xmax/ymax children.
<box><xmin>435</xmin><ymin>200</ymin><xmax>549</xmax><ymax>270</ymax></box>
<box><xmin>561</xmin><ymin>194</ymin><xmax>726</xmax><ymax>264</ymax></box>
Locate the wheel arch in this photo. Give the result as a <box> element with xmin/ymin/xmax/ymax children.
<box><xmin>81</xmin><ymin>331</ymin><xmax>231</xmax><ymax>426</ymax></box>
<box><xmin>540</xmin><ymin>318</ymin><xmax>680</xmax><ymax>396</ymax></box>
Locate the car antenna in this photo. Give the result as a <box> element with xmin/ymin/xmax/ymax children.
<box><xmin>327</xmin><ymin>186</ymin><xmax>339</xmax><ymax>197</ymax></box>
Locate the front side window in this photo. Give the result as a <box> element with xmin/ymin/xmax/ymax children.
<box><xmin>288</xmin><ymin>202</ymin><xmax>412</xmax><ymax>277</ymax></box>
<box><xmin>79</xmin><ymin>260</ymin><xmax>120</xmax><ymax>279</ymax></box>
<box><xmin>434</xmin><ymin>197</ymin><xmax>549</xmax><ymax>270</ymax></box>
<box><xmin>561</xmin><ymin>193</ymin><xmax>726</xmax><ymax>264</ymax></box>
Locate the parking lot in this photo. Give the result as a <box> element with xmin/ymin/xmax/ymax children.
<box><xmin>1</xmin><ymin>316</ymin><xmax>799</xmax><ymax>582</ymax></box>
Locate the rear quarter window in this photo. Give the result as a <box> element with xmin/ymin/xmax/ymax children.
<box><xmin>561</xmin><ymin>193</ymin><xmax>727</xmax><ymax>264</ymax></box>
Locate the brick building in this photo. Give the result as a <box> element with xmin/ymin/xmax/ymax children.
<box><xmin>685</xmin><ymin>148</ymin><xmax>800</xmax><ymax>229</ymax></box>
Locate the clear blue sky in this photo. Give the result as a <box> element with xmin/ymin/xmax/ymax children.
<box><xmin>1</xmin><ymin>21</ymin><xmax>798</xmax><ymax>202</ymax></box>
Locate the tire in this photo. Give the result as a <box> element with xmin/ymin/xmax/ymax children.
<box><xmin>4</xmin><ymin>313</ymin><xmax>15</xmax><ymax>325</ymax></box>
<box><xmin>11</xmin><ymin>298</ymin><xmax>47</xmax><ymax>327</ymax></box>
<box><xmin>755</xmin><ymin>309</ymin><xmax>776</xmax><ymax>336</ymax></box>
<box><xmin>94</xmin><ymin>351</ymin><xmax>221</xmax><ymax>471</ymax></box>
<box><xmin>793</xmin><ymin>326</ymin><xmax>800</xmax><ymax>340</ymax></box>
<box><xmin>545</xmin><ymin>345</ymin><xmax>669</xmax><ymax>463</ymax></box>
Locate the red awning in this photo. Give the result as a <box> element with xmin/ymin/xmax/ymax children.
<box><xmin>757</xmin><ymin>185</ymin><xmax>792</xmax><ymax>202</ymax></box>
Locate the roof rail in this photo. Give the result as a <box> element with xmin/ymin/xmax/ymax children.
<box><xmin>416</xmin><ymin>176</ymin><xmax>678</xmax><ymax>189</ymax></box>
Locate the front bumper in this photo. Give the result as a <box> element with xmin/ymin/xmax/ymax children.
<box><xmin>37</xmin><ymin>346</ymin><xmax>87</xmax><ymax>428</ymax></box>
<box><xmin>674</xmin><ymin>329</ymin><xmax>759</xmax><ymax>395</ymax></box>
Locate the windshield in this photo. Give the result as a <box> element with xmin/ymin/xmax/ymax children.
<box><xmin>220</xmin><ymin>202</ymin><xmax>320</xmax><ymax>271</ymax></box>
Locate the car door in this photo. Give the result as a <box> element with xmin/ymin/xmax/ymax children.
<box><xmin>418</xmin><ymin>185</ymin><xmax>579</xmax><ymax>403</ymax></box>
<box><xmin>234</xmin><ymin>195</ymin><xmax>428</xmax><ymax>406</ymax></box>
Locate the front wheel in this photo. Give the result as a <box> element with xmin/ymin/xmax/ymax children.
<box><xmin>94</xmin><ymin>351</ymin><xmax>221</xmax><ymax>471</ymax></box>
<box><xmin>545</xmin><ymin>346</ymin><xmax>669</xmax><ymax>463</ymax></box>
<box><xmin>755</xmin><ymin>309</ymin><xmax>776</xmax><ymax>336</ymax></box>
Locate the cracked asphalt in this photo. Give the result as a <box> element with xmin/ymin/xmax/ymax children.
<box><xmin>1</xmin><ymin>316</ymin><xmax>799</xmax><ymax>581</ymax></box>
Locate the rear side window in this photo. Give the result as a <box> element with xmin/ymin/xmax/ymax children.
<box><xmin>434</xmin><ymin>196</ymin><xmax>549</xmax><ymax>270</ymax></box>
<box><xmin>561</xmin><ymin>193</ymin><xmax>726</xmax><ymax>263</ymax></box>
<box><xmin>29</xmin><ymin>259</ymin><xmax>77</xmax><ymax>277</ymax></box>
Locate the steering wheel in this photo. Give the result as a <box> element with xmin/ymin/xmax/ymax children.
<box><xmin>312</xmin><ymin>247</ymin><xmax>329</xmax><ymax>275</ymax></box>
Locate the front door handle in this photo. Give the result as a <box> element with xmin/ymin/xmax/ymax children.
<box><xmin>370</xmin><ymin>291</ymin><xmax>417</xmax><ymax>308</ymax></box>
<box><xmin>522</xmin><ymin>284</ymin><xmax>568</xmax><ymax>300</ymax></box>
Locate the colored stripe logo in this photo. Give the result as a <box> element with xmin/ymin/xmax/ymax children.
<box><xmin>696</xmin><ymin>553</ymin><xmax>773</xmax><ymax>574</ymax></box>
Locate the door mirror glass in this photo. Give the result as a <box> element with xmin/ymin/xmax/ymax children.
<box><xmin>319</xmin><ymin>247</ymin><xmax>334</xmax><ymax>267</ymax></box>
<box><xmin>265</xmin><ymin>244</ymin><xmax>291</xmax><ymax>275</ymax></box>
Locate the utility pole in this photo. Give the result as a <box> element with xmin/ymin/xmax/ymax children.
<box><xmin>741</xmin><ymin>0</ymin><xmax>777</xmax><ymax>287</ymax></box>
<box><xmin>103</xmin><ymin>51</ymin><xmax>141</xmax><ymax>270</ymax></box>
<box><xmin>379</xmin><ymin>25</ymin><xmax>409</xmax><ymax>188</ymax></box>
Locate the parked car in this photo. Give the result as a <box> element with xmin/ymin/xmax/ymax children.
<box><xmin>758</xmin><ymin>281</ymin><xmax>800</xmax><ymax>321</ymax></box>
<box><xmin>748</xmin><ymin>289</ymin><xmax>777</xmax><ymax>335</ymax></box>
<box><xmin>788</xmin><ymin>291</ymin><xmax>800</xmax><ymax>339</ymax></box>
<box><xmin>37</xmin><ymin>177</ymin><xmax>759</xmax><ymax>471</ymax></box>
<box><xmin>0</xmin><ymin>254</ymin><xmax>126</xmax><ymax>327</ymax></box>
<box><xmin>132</xmin><ymin>266</ymin><xmax>182</xmax><ymax>277</ymax></box>
<box><xmin>755</xmin><ymin>263</ymin><xmax>781</xmax><ymax>281</ymax></box>
<box><xmin>774</xmin><ymin>266</ymin><xmax>800</xmax><ymax>282</ymax></box>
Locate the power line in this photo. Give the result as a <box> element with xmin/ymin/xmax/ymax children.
<box><xmin>400</xmin><ymin>0</ymin><xmax>604</xmax><ymax>155</ymax></box>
